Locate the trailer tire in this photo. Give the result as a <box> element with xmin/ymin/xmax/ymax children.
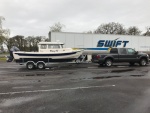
<box><xmin>26</xmin><ymin>62</ymin><xmax>35</xmax><ymax>70</ymax></box>
<box><xmin>37</xmin><ymin>62</ymin><xmax>45</xmax><ymax>69</ymax></box>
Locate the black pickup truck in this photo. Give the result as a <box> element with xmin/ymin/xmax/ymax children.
<box><xmin>92</xmin><ymin>48</ymin><xmax>149</xmax><ymax>67</ymax></box>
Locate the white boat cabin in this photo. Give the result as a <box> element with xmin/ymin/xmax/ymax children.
<box><xmin>38</xmin><ymin>42</ymin><xmax>73</xmax><ymax>53</ymax></box>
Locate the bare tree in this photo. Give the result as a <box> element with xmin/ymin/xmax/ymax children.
<box><xmin>143</xmin><ymin>27</ymin><xmax>150</xmax><ymax>36</ymax></box>
<box><xmin>83</xmin><ymin>30</ymin><xmax>93</xmax><ymax>34</ymax></box>
<box><xmin>0</xmin><ymin>16</ymin><xmax>5</xmax><ymax>29</ymax></box>
<box><xmin>94</xmin><ymin>22</ymin><xmax>126</xmax><ymax>35</ymax></box>
<box><xmin>0</xmin><ymin>16</ymin><xmax>10</xmax><ymax>36</ymax></box>
<box><xmin>6</xmin><ymin>37</ymin><xmax>15</xmax><ymax>50</ymax></box>
<box><xmin>0</xmin><ymin>16</ymin><xmax>5</xmax><ymax>44</ymax></box>
<box><xmin>25</xmin><ymin>36</ymin><xmax>47</xmax><ymax>51</ymax></box>
<box><xmin>0</xmin><ymin>36</ymin><xmax>5</xmax><ymax>45</ymax></box>
<box><xmin>0</xmin><ymin>16</ymin><xmax>10</xmax><ymax>50</ymax></box>
<box><xmin>0</xmin><ymin>16</ymin><xmax>10</xmax><ymax>51</ymax></box>
<box><xmin>48</xmin><ymin>22</ymin><xmax>65</xmax><ymax>41</ymax></box>
<box><xmin>126</xmin><ymin>26</ymin><xmax>141</xmax><ymax>35</ymax></box>
<box><xmin>49</xmin><ymin>22</ymin><xmax>65</xmax><ymax>32</ymax></box>
<box><xmin>25</xmin><ymin>36</ymin><xmax>33</xmax><ymax>51</ymax></box>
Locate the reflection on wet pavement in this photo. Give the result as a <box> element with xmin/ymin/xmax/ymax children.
<box><xmin>0</xmin><ymin>96</ymin><xmax>41</xmax><ymax>107</ymax></box>
<box><xmin>92</xmin><ymin>76</ymin><xmax>121</xmax><ymax>79</ymax></box>
<box><xmin>111</xmin><ymin>69</ymin><xmax>135</xmax><ymax>73</ymax></box>
<box><xmin>130</xmin><ymin>75</ymin><xmax>144</xmax><ymax>77</ymax></box>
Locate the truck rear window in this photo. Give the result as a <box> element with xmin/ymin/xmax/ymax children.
<box><xmin>119</xmin><ymin>48</ymin><xmax>127</xmax><ymax>54</ymax></box>
<box><xmin>110</xmin><ymin>48</ymin><xmax>118</xmax><ymax>54</ymax></box>
<box><xmin>40</xmin><ymin>44</ymin><xmax>47</xmax><ymax>49</ymax></box>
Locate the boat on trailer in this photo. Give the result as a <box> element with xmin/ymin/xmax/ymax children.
<box><xmin>13</xmin><ymin>41</ymin><xmax>83</xmax><ymax>69</ymax></box>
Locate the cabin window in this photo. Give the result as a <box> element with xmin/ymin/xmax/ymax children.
<box><xmin>110</xmin><ymin>48</ymin><xmax>118</xmax><ymax>54</ymax></box>
<box><xmin>40</xmin><ymin>44</ymin><xmax>47</xmax><ymax>49</ymax></box>
<box><xmin>127</xmin><ymin>48</ymin><xmax>135</xmax><ymax>55</ymax></box>
<box><xmin>48</xmin><ymin>44</ymin><xmax>60</xmax><ymax>49</ymax></box>
<box><xmin>60</xmin><ymin>44</ymin><xmax>63</xmax><ymax>48</ymax></box>
<box><xmin>119</xmin><ymin>48</ymin><xmax>127</xmax><ymax>54</ymax></box>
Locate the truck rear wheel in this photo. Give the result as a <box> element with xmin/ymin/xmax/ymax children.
<box><xmin>37</xmin><ymin>62</ymin><xmax>45</xmax><ymax>69</ymax></box>
<box><xmin>26</xmin><ymin>62</ymin><xmax>35</xmax><ymax>70</ymax></box>
<box><xmin>139</xmin><ymin>59</ymin><xmax>147</xmax><ymax>66</ymax></box>
<box><xmin>105</xmin><ymin>59</ymin><xmax>113</xmax><ymax>67</ymax></box>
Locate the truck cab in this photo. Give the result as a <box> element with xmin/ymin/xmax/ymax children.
<box><xmin>92</xmin><ymin>48</ymin><xmax>149</xmax><ymax>67</ymax></box>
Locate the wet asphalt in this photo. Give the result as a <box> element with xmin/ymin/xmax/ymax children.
<box><xmin>0</xmin><ymin>62</ymin><xmax>150</xmax><ymax>113</ymax></box>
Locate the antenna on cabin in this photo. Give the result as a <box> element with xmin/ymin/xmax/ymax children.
<box><xmin>114</xmin><ymin>38</ymin><xmax>119</xmax><ymax>41</ymax></box>
<box><xmin>111</xmin><ymin>38</ymin><xmax>120</xmax><ymax>47</ymax></box>
<box><xmin>108</xmin><ymin>38</ymin><xmax>120</xmax><ymax>51</ymax></box>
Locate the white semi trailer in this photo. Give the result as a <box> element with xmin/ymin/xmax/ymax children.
<box><xmin>49</xmin><ymin>32</ymin><xmax>150</xmax><ymax>60</ymax></box>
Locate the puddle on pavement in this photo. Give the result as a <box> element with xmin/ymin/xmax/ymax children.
<box><xmin>130</xmin><ymin>75</ymin><xmax>144</xmax><ymax>77</ymax></box>
<box><xmin>68</xmin><ymin>72</ymin><xmax>74</xmax><ymax>74</ymax></box>
<box><xmin>111</xmin><ymin>69</ymin><xmax>134</xmax><ymax>73</ymax></box>
<box><xmin>36</xmin><ymin>74</ymin><xmax>45</xmax><ymax>76</ymax></box>
<box><xmin>116</xmin><ymin>66</ymin><xmax>129</xmax><ymax>67</ymax></box>
<box><xmin>92</xmin><ymin>69</ymin><xmax>135</xmax><ymax>74</ymax></box>
<box><xmin>92</xmin><ymin>76</ymin><xmax>121</xmax><ymax>79</ymax></box>
<box><xmin>25</xmin><ymin>74</ymin><xmax>35</xmax><ymax>76</ymax></box>
<box><xmin>71</xmin><ymin>74</ymin><xmax>145</xmax><ymax>81</ymax></box>
<box><xmin>92</xmin><ymin>71</ymin><xmax>110</xmax><ymax>74</ymax></box>
<box><xmin>25</xmin><ymin>74</ymin><xmax>45</xmax><ymax>76</ymax></box>
<box><xmin>71</xmin><ymin>76</ymin><xmax>121</xmax><ymax>81</ymax></box>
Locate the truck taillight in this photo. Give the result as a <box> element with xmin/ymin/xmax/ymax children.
<box><xmin>96</xmin><ymin>55</ymin><xmax>100</xmax><ymax>59</ymax></box>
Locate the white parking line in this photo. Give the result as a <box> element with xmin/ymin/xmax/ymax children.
<box><xmin>0</xmin><ymin>81</ymin><xmax>9</xmax><ymax>84</ymax></box>
<box><xmin>12</xmin><ymin>86</ymin><xmax>33</xmax><ymax>89</ymax></box>
<box><xmin>0</xmin><ymin>85</ymin><xmax>115</xmax><ymax>95</ymax></box>
<box><xmin>40</xmin><ymin>85</ymin><xmax>49</xmax><ymax>88</ymax></box>
<box><xmin>87</xmin><ymin>67</ymin><xmax>99</xmax><ymax>68</ymax></box>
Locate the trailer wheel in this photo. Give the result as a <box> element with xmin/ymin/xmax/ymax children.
<box><xmin>105</xmin><ymin>59</ymin><xmax>113</xmax><ymax>67</ymax></box>
<box><xmin>139</xmin><ymin>58</ymin><xmax>147</xmax><ymax>66</ymax></box>
<box><xmin>37</xmin><ymin>62</ymin><xmax>45</xmax><ymax>69</ymax></box>
<box><xmin>26</xmin><ymin>62</ymin><xmax>35</xmax><ymax>70</ymax></box>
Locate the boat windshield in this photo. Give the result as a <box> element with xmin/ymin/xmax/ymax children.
<box><xmin>60</xmin><ymin>44</ymin><xmax>63</xmax><ymax>48</ymax></box>
<box><xmin>40</xmin><ymin>44</ymin><xmax>47</xmax><ymax>49</ymax></box>
<box><xmin>48</xmin><ymin>44</ymin><xmax>60</xmax><ymax>49</ymax></box>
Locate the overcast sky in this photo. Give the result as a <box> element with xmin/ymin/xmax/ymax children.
<box><xmin>0</xmin><ymin>0</ymin><xmax>150</xmax><ymax>37</ymax></box>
